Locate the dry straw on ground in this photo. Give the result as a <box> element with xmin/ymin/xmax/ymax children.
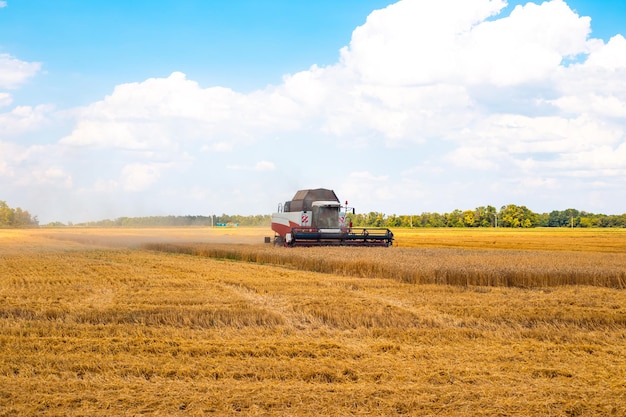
<box><xmin>1</xmin><ymin>228</ymin><xmax>625</xmax><ymax>416</ymax></box>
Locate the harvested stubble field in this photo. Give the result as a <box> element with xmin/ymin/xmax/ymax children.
<box><xmin>1</xmin><ymin>227</ymin><xmax>625</xmax><ymax>416</ymax></box>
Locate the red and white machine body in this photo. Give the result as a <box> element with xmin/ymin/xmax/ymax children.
<box><xmin>271</xmin><ymin>188</ymin><xmax>393</xmax><ymax>247</ymax></box>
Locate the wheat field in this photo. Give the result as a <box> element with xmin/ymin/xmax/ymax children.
<box><xmin>1</xmin><ymin>227</ymin><xmax>625</xmax><ymax>416</ymax></box>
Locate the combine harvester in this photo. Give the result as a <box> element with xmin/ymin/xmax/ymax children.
<box><xmin>271</xmin><ymin>188</ymin><xmax>394</xmax><ymax>247</ymax></box>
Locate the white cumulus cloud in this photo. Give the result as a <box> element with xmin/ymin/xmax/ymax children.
<box><xmin>339</xmin><ymin>0</ymin><xmax>592</xmax><ymax>86</ymax></box>
<box><xmin>120</xmin><ymin>163</ymin><xmax>164</xmax><ymax>192</ymax></box>
<box><xmin>0</xmin><ymin>53</ymin><xmax>41</xmax><ymax>89</ymax></box>
<box><xmin>0</xmin><ymin>105</ymin><xmax>53</xmax><ymax>137</ymax></box>
<box><xmin>31</xmin><ymin>167</ymin><xmax>73</xmax><ymax>188</ymax></box>
<box><xmin>0</xmin><ymin>92</ymin><xmax>11</xmax><ymax>107</ymax></box>
<box><xmin>61</xmin><ymin>71</ymin><xmax>305</xmax><ymax>151</ymax></box>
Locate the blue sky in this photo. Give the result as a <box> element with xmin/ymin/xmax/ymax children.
<box><xmin>2</xmin><ymin>1</ymin><xmax>393</xmax><ymax>105</ymax></box>
<box><xmin>1</xmin><ymin>0</ymin><xmax>625</xmax><ymax>223</ymax></box>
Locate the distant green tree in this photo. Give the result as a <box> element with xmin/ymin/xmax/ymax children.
<box><xmin>425</xmin><ymin>212</ymin><xmax>446</xmax><ymax>227</ymax></box>
<box><xmin>0</xmin><ymin>201</ymin><xmax>12</xmax><ymax>226</ymax></box>
<box><xmin>548</xmin><ymin>209</ymin><xmax>580</xmax><ymax>227</ymax></box>
<box><xmin>386</xmin><ymin>214</ymin><xmax>401</xmax><ymax>227</ymax></box>
<box><xmin>12</xmin><ymin>208</ymin><xmax>36</xmax><ymax>227</ymax></box>
<box><xmin>484</xmin><ymin>205</ymin><xmax>498</xmax><ymax>227</ymax></box>
<box><xmin>462</xmin><ymin>210</ymin><xmax>476</xmax><ymax>227</ymax></box>
<box><xmin>578</xmin><ymin>217</ymin><xmax>595</xmax><ymax>228</ymax></box>
<box><xmin>473</xmin><ymin>206</ymin><xmax>490</xmax><ymax>227</ymax></box>
<box><xmin>0</xmin><ymin>200</ymin><xmax>38</xmax><ymax>227</ymax></box>
<box><xmin>499</xmin><ymin>204</ymin><xmax>537</xmax><ymax>228</ymax></box>
<box><xmin>446</xmin><ymin>210</ymin><xmax>464</xmax><ymax>227</ymax></box>
<box><xmin>536</xmin><ymin>212</ymin><xmax>550</xmax><ymax>227</ymax></box>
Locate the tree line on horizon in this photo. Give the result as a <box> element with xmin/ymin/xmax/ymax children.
<box><xmin>0</xmin><ymin>201</ymin><xmax>38</xmax><ymax>227</ymax></box>
<box><xmin>350</xmin><ymin>205</ymin><xmax>626</xmax><ymax>228</ymax></box>
<box><xmin>45</xmin><ymin>204</ymin><xmax>626</xmax><ymax>228</ymax></box>
<box><xmin>45</xmin><ymin>214</ymin><xmax>270</xmax><ymax>228</ymax></box>
<box><xmin>2</xmin><ymin>200</ymin><xmax>624</xmax><ymax>228</ymax></box>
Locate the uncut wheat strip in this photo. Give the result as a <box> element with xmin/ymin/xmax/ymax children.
<box><xmin>143</xmin><ymin>242</ymin><xmax>626</xmax><ymax>288</ymax></box>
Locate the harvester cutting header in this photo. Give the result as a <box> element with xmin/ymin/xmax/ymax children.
<box><xmin>271</xmin><ymin>188</ymin><xmax>394</xmax><ymax>247</ymax></box>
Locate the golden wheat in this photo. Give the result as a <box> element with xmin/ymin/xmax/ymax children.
<box><xmin>140</xmin><ymin>242</ymin><xmax>626</xmax><ymax>288</ymax></box>
<box><xmin>1</xmin><ymin>228</ymin><xmax>625</xmax><ymax>416</ymax></box>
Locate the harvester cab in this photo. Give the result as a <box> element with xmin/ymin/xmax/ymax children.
<box><xmin>271</xmin><ymin>188</ymin><xmax>394</xmax><ymax>247</ymax></box>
